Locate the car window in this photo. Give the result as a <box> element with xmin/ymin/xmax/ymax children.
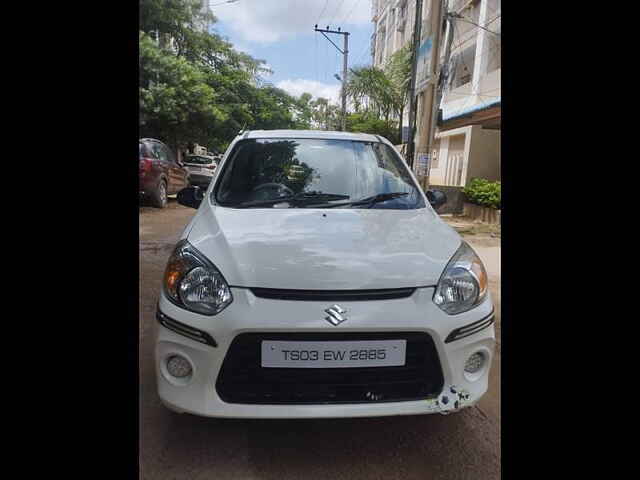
<box><xmin>214</xmin><ymin>138</ymin><xmax>424</xmax><ymax>209</ymax></box>
<box><xmin>162</xmin><ymin>144</ymin><xmax>175</xmax><ymax>163</ymax></box>
<box><xmin>353</xmin><ymin>141</ymin><xmax>418</xmax><ymax>199</ymax></box>
<box><xmin>148</xmin><ymin>142</ymin><xmax>165</xmax><ymax>161</ymax></box>
<box><xmin>185</xmin><ymin>156</ymin><xmax>212</xmax><ymax>165</ymax></box>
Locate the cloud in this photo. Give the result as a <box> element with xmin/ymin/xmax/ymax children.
<box><xmin>211</xmin><ymin>0</ymin><xmax>371</xmax><ymax>44</ymax></box>
<box><xmin>276</xmin><ymin>78</ymin><xmax>341</xmax><ymax>103</ymax></box>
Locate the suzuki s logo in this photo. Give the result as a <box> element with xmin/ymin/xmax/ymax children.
<box><xmin>324</xmin><ymin>305</ymin><xmax>347</xmax><ymax>326</ymax></box>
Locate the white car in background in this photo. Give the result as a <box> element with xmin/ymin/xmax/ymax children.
<box><xmin>156</xmin><ymin>129</ymin><xmax>495</xmax><ymax>419</ymax></box>
<box><xmin>183</xmin><ymin>154</ymin><xmax>218</xmax><ymax>189</ymax></box>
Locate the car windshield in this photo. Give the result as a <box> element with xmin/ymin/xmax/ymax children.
<box><xmin>214</xmin><ymin>138</ymin><xmax>425</xmax><ymax>209</ymax></box>
<box><xmin>185</xmin><ymin>155</ymin><xmax>213</xmax><ymax>165</ymax></box>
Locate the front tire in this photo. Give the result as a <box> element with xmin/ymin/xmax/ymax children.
<box><xmin>151</xmin><ymin>180</ymin><xmax>168</xmax><ymax>208</ymax></box>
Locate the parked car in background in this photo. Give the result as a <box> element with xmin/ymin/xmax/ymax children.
<box><xmin>183</xmin><ymin>154</ymin><xmax>218</xmax><ymax>189</ymax></box>
<box><xmin>139</xmin><ymin>138</ymin><xmax>190</xmax><ymax>208</ymax></box>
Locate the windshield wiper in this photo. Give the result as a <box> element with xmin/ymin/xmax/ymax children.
<box><xmin>321</xmin><ymin>192</ymin><xmax>410</xmax><ymax>209</ymax></box>
<box><xmin>293</xmin><ymin>192</ymin><xmax>350</xmax><ymax>205</ymax></box>
<box><xmin>233</xmin><ymin>191</ymin><xmax>350</xmax><ymax>209</ymax></box>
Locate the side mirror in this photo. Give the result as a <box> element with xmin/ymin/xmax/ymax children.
<box><xmin>177</xmin><ymin>186</ymin><xmax>204</xmax><ymax>209</ymax></box>
<box><xmin>426</xmin><ymin>189</ymin><xmax>447</xmax><ymax>210</ymax></box>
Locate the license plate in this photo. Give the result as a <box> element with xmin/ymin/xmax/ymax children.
<box><xmin>261</xmin><ymin>340</ymin><xmax>406</xmax><ymax>368</ymax></box>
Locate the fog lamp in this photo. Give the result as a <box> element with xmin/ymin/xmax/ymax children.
<box><xmin>464</xmin><ymin>352</ymin><xmax>485</xmax><ymax>374</ymax></box>
<box><xmin>166</xmin><ymin>355</ymin><xmax>192</xmax><ymax>378</ymax></box>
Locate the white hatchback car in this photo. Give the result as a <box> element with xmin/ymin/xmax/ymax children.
<box><xmin>156</xmin><ymin>130</ymin><xmax>495</xmax><ymax>419</ymax></box>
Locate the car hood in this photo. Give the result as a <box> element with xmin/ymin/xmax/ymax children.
<box><xmin>186</xmin><ymin>206</ymin><xmax>461</xmax><ymax>290</ymax></box>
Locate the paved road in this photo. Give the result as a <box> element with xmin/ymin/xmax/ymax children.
<box><xmin>139</xmin><ymin>202</ymin><xmax>501</xmax><ymax>480</ymax></box>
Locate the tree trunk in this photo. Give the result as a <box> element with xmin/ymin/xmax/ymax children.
<box><xmin>398</xmin><ymin>105</ymin><xmax>404</xmax><ymax>143</ymax></box>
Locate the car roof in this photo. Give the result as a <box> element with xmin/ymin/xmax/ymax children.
<box><xmin>242</xmin><ymin>129</ymin><xmax>381</xmax><ymax>142</ymax></box>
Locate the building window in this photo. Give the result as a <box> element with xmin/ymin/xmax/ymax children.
<box><xmin>451</xmin><ymin>44</ymin><xmax>476</xmax><ymax>89</ymax></box>
<box><xmin>486</xmin><ymin>24</ymin><xmax>501</xmax><ymax>72</ymax></box>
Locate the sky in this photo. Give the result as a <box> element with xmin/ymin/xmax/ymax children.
<box><xmin>208</xmin><ymin>0</ymin><xmax>374</xmax><ymax>105</ymax></box>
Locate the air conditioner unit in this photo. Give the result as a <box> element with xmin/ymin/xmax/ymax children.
<box><xmin>397</xmin><ymin>19</ymin><xmax>406</xmax><ymax>31</ymax></box>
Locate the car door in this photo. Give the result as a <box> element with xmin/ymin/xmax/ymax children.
<box><xmin>163</xmin><ymin>144</ymin><xmax>189</xmax><ymax>194</ymax></box>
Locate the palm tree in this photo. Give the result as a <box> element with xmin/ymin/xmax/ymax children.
<box><xmin>384</xmin><ymin>42</ymin><xmax>413</xmax><ymax>141</ymax></box>
<box><xmin>345</xmin><ymin>42</ymin><xmax>413</xmax><ymax>141</ymax></box>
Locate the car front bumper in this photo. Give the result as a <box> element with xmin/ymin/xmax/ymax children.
<box><xmin>154</xmin><ymin>287</ymin><xmax>495</xmax><ymax>418</ymax></box>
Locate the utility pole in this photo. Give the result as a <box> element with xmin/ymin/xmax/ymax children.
<box><xmin>406</xmin><ymin>0</ymin><xmax>423</xmax><ymax>169</ymax></box>
<box><xmin>425</xmin><ymin>5</ymin><xmax>454</xmax><ymax>187</ymax></box>
<box><xmin>314</xmin><ymin>25</ymin><xmax>349</xmax><ymax>131</ymax></box>
<box><xmin>413</xmin><ymin>0</ymin><xmax>448</xmax><ymax>190</ymax></box>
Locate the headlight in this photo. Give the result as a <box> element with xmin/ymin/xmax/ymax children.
<box><xmin>433</xmin><ymin>241</ymin><xmax>488</xmax><ymax>315</ymax></box>
<box><xmin>163</xmin><ymin>239</ymin><xmax>232</xmax><ymax>315</ymax></box>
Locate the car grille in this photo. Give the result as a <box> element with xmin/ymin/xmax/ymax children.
<box><xmin>215</xmin><ymin>332</ymin><xmax>444</xmax><ymax>405</ymax></box>
<box><xmin>249</xmin><ymin>287</ymin><xmax>416</xmax><ymax>301</ymax></box>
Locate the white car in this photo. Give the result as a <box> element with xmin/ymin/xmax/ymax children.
<box><xmin>156</xmin><ymin>130</ymin><xmax>495</xmax><ymax>419</ymax></box>
<box><xmin>183</xmin><ymin>154</ymin><xmax>218</xmax><ymax>189</ymax></box>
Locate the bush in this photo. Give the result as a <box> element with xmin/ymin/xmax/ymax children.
<box><xmin>462</xmin><ymin>178</ymin><xmax>501</xmax><ymax>209</ymax></box>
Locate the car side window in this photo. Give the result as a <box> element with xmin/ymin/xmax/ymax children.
<box><xmin>152</xmin><ymin>143</ymin><xmax>169</xmax><ymax>162</ymax></box>
<box><xmin>142</xmin><ymin>143</ymin><xmax>156</xmax><ymax>159</ymax></box>
<box><xmin>163</xmin><ymin>145</ymin><xmax>177</xmax><ymax>164</ymax></box>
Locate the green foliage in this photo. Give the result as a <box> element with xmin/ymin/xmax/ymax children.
<box><xmin>384</xmin><ymin>42</ymin><xmax>413</xmax><ymax>109</ymax></box>
<box><xmin>139</xmin><ymin>0</ymin><xmax>306</xmax><ymax>154</ymax></box>
<box><xmin>462</xmin><ymin>178</ymin><xmax>501</xmax><ymax>209</ymax></box>
<box><xmin>139</xmin><ymin>33</ymin><xmax>227</xmax><ymax>149</ymax></box>
<box><xmin>346</xmin><ymin>113</ymin><xmax>399</xmax><ymax>144</ymax></box>
<box><xmin>345</xmin><ymin>43</ymin><xmax>413</xmax><ymax>140</ymax></box>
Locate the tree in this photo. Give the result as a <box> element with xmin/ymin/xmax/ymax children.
<box><xmin>139</xmin><ymin>0</ymin><xmax>307</xmax><ymax>154</ymax></box>
<box><xmin>384</xmin><ymin>43</ymin><xmax>413</xmax><ymax>141</ymax></box>
<box><xmin>139</xmin><ymin>33</ymin><xmax>226</xmax><ymax>153</ymax></box>
<box><xmin>345</xmin><ymin>43</ymin><xmax>413</xmax><ymax>141</ymax></box>
<box><xmin>346</xmin><ymin>112</ymin><xmax>399</xmax><ymax>144</ymax></box>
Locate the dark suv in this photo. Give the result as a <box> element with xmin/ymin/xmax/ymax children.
<box><xmin>139</xmin><ymin>138</ymin><xmax>190</xmax><ymax>208</ymax></box>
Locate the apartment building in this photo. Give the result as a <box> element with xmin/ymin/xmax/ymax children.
<box><xmin>371</xmin><ymin>0</ymin><xmax>415</xmax><ymax>68</ymax></box>
<box><xmin>370</xmin><ymin>0</ymin><xmax>501</xmax><ymax>187</ymax></box>
<box><xmin>429</xmin><ymin>0</ymin><xmax>500</xmax><ymax>187</ymax></box>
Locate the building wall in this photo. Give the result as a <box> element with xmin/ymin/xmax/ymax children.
<box><xmin>434</xmin><ymin>0</ymin><xmax>501</xmax><ymax>187</ymax></box>
<box><xmin>430</xmin><ymin>124</ymin><xmax>498</xmax><ymax>187</ymax></box>
<box><xmin>441</xmin><ymin>0</ymin><xmax>501</xmax><ymax>121</ymax></box>
<box><xmin>371</xmin><ymin>0</ymin><xmax>501</xmax><ymax>184</ymax></box>
<box><xmin>465</xmin><ymin>126</ymin><xmax>500</xmax><ymax>183</ymax></box>
<box><xmin>372</xmin><ymin>0</ymin><xmax>417</xmax><ymax>69</ymax></box>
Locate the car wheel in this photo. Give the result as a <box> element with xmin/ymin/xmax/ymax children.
<box><xmin>151</xmin><ymin>180</ymin><xmax>168</xmax><ymax>208</ymax></box>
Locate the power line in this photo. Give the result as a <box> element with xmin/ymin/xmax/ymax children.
<box><xmin>328</xmin><ymin>0</ymin><xmax>347</xmax><ymax>27</ymax></box>
<box><xmin>449</xmin><ymin>12</ymin><xmax>500</xmax><ymax>36</ymax></box>
<box><xmin>316</xmin><ymin>0</ymin><xmax>329</xmax><ymax>23</ymax></box>
<box><xmin>356</xmin><ymin>44</ymin><xmax>371</xmax><ymax>66</ymax></box>
<box><xmin>341</xmin><ymin>0</ymin><xmax>363</xmax><ymax>25</ymax></box>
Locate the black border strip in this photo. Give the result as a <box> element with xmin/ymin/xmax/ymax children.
<box><xmin>444</xmin><ymin>309</ymin><xmax>496</xmax><ymax>344</ymax></box>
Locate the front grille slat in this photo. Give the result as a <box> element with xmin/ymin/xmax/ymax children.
<box><xmin>249</xmin><ymin>287</ymin><xmax>416</xmax><ymax>301</ymax></box>
<box><xmin>216</xmin><ymin>332</ymin><xmax>444</xmax><ymax>405</ymax></box>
